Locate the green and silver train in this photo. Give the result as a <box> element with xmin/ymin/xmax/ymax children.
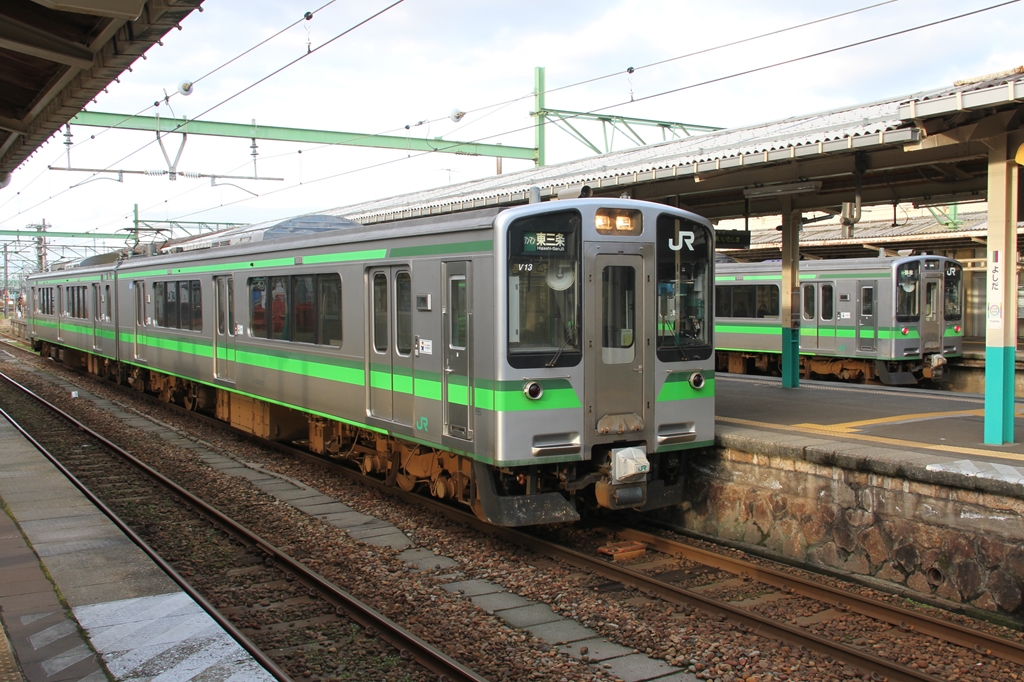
<box><xmin>714</xmin><ymin>255</ymin><xmax>964</xmax><ymax>385</ymax></box>
<box><xmin>26</xmin><ymin>199</ymin><xmax>715</xmax><ymax>526</ymax></box>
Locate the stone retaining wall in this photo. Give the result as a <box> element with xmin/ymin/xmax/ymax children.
<box><xmin>666</xmin><ymin>429</ymin><xmax>1024</xmax><ymax>620</ymax></box>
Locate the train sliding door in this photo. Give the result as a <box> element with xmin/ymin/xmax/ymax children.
<box><xmin>800</xmin><ymin>282</ymin><xmax>836</xmax><ymax>352</ymax></box>
<box><xmin>368</xmin><ymin>266</ymin><xmax>414</xmax><ymax>427</ymax></box>
<box><xmin>214</xmin><ymin>276</ymin><xmax>235</xmax><ymax>382</ymax></box>
<box><xmin>857</xmin><ymin>281</ymin><xmax>877</xmax><ymax>352</ymax></box>
<box><xmin>921</xmin><ymin>271</ymin><xmax>942</xmax><ymax>353</ymax></box>
<box><xmin>443</xmin><ymin>261</ymin><xmax>471</xmax><ymax>440</ymax></box>
<box><xmin>586</xmin><ymin>244</ymin><xmax>646</xmax><ymax>434</ymax></box>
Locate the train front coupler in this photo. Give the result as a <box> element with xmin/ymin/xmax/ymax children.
<box><xmin>923</xmin><ymin>353</ymin><xmax>948</xmax><ymax>380</ymax></box>
<box><xmin>594</xmin><ymin>445</ymin><xmax>651</xmax><ymax>510</ymax></box>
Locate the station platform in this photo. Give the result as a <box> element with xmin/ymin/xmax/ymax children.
<box><xmin>716</xmin><ymin>373</ymin><xmax>1024</xmax><ymax>496</ymax></box>
<box><xmin>0</xmin><ymin>416</ymin><xmax>274</xmax><ymax>681</ymax></box>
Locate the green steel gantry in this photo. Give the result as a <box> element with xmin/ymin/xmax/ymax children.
<box><xmin>70</xmin><ymin>112</ymin><xmax>538</xmax><ymax>161</ymax></box>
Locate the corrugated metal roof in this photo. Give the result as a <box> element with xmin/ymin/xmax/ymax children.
<box><xmin>319</xmin><ymin>70</ymin><xmax>1023</xmax><ymax>225</ymax></box>
<box><xmin>741</xmin><ymin>211</ymin><xmax>988</xmax><ymax>248</ymax></box>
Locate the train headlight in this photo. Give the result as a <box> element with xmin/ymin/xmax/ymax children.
<box><xmin>900</xmin><ymin>327</ymin><xmax>909</xmax><ymax>335</ymax></box>
<box><xmin>523</xmin><ymin>381</ymin><xmax>544</xmax><ymax>400</ymax></box>
<box><xmin>595</xmin><ymin>208</ymin><xmax>642</xmax><ymax>236</ymax></box>
<box><xmin>689</xmin><ymin>372</ymin><xmax>706</xmax><ymax>390</ymax></box>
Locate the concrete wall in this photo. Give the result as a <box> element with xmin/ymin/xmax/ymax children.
<box><xmin>667</xmin><ymin>427</ymin><xmax>1024</xmax><ymax>620</ymax></box>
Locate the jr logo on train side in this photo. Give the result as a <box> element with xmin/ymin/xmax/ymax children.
<box><xmin>668</xmin><ymin>232</ymin><xmax>696</xmax><ymax>251</ymax></box>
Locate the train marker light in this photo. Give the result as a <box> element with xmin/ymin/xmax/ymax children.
<box><xmin>901</xmin><ymin>327</ymin><xmax>909</xmax><ymax>335</ymax></box>
<box><xmin>955</xmin><ymin>324</ymin><xmax>961</xmax><ymax>333</ymax></box>
<box><xmin>524</xmin><ymin>381</ymin><xmax>544</xmax><ymax>400</ymax></box>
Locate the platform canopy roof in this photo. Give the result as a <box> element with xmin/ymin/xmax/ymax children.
<box><xmin>0</xmin><ymin>0</ymin><xmax>204</xmax><ymax>186</ymax></box>
<box><xmin>722</xmin><ymin>210</ymin><xmax>1024</xmax><ymax>261</ymax></box>
<box><xmin>322</xmin><ymin>68</ymin><xmax>1024</xmax><ymax>227</ymax></box>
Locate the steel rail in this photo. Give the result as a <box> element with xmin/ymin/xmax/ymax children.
<box><xmin>265</xmin><ymin>445</ymin><xmax>943</xmax><ymax>682</ymax></box>
<box><xmin>610</xmin><ymin>525</ymin><xmax>1024</xmax><ymax>666</ymax></box>
<box><xmin>0</xmin><ymin>371</ymin><xmax>485</xmax><ymax>682</ymax></box>
<box><xmin>11</xmin><ymin>353</ymin><xmax>991</xmax><ymax>682</ymax></box>
<box><xmin>0</xmin><ymin>396</ymin><xmax>292</xmax><ymax>681</ymax></box>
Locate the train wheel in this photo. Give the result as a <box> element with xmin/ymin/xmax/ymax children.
<box><xmin>183</xmin><ymin>382</ymin><xmax>199</xmax><ymax>411</ymax></box>
<box><xmin>432</xmin><ymin>474</ymin><xmax>451</xmax><ymax>499</ymax></box>
<box><xmin>396</xmin><ymin>472</ymin><xmax>416</xmax><ymax>492</ymax></box>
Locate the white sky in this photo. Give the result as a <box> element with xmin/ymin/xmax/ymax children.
<box><xmin>1</xmin><ymin>0</ymin><xmax>1022</xmax><ymax>259</ymax></box>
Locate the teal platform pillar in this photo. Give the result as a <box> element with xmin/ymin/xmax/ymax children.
<box><xmin>984</xmin><ymin>133</ymin><xmax>1020</xmax><ymax>444</ymax></box>
<box><xmin>780</xmin><ymin>198</ymin><xmax>801</xmax><ymax>388</ymax></box>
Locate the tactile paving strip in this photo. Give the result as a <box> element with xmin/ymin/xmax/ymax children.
<box><xmin>0</xmin><ymin>623</ymin><xmax>24</xmax><ymax>682</ymax></box>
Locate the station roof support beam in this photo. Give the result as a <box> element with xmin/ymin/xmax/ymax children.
<box><xmin>984</xmin><ymin>132</ymin><xmax>1021</xmax><ymax>444</ymax></box>
<box><xmin>69</xmin><ymin>112</ymin><xmax>538</xmax><ymax>161</ymax></box>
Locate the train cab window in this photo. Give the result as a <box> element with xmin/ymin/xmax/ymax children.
<box><xmin>602</xmin><ymin>265</ymin><xmax>636</xmax><ymax>364</ymax></box>
<box><xmin>373</xmin><ymin>273</ymin><xmax>388</xmax><ymax>353</ymax></box>
<box><xmin>820</xmin><ymin>284</ymin><xmax>834</xmax><ymax>321</ymax></box>
<box><xmin>896</xmin><ymin>261</ymin><xmax>920</xmax><ymax>322</ymax></box>
<box><xmin>506</xmin><ymin>210</ymin><xmax>581</xmax><ymax>368</ymax></box>
<box><xmin>396</xmin><ymin>271</ymin><xmax>412</xmax><ymax>355</ymax></box>
<box><xmin>802</xmin><ymin>284</ymin><xmax>815</xmax><ymax>320</ymax></box>
<box><xmin>319</xmin><ymin>275</ymin><xmax>342</xmax><ymax>346</ymax></box>
<box><xmin>944</xmin><ymin>262</ymin><xmax>962</xmax><ymax>321</ymax></box>
<box><xmin>656</xmin><ymin>214</ymin><xmax>713</xmax><ymax>362</ymax></box>
<box><xmin>293</xmin><ymin>275</ymin><xmax>315</xmax><ymax>344</ymax></box>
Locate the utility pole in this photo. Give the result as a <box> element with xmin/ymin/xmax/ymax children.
<box><xmin>2</xmin><ymin>243</ymin><xmax>7</xmax><ymax>319</ymax></box>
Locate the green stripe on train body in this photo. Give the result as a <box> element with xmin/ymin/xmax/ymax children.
<box><xmin>656</xmin><ymin>371</ymin><xmax>716</xmax><ymax>402</ymax></box>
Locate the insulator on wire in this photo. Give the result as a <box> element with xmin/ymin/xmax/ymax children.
<box><xmin>144</xmin><ymin>169</ymin><xmax>167</xmax><ymax>176</ymax></box>
<box><xmin>180</xmin><ymin>171</ymin><xmax>202</xmax><ymax>178</ymax></box>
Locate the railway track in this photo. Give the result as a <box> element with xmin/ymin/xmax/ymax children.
<box><xmin>0</xmin><ymin>369</ymin><xmax>486</xmax><ymax>682</ymax></box>
<box><xmin>4</xmin><ymin>334</ymin><xmax>1023</xmax><ymax>682</ymax></box>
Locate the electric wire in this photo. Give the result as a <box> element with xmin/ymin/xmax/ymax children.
<box><xmin>0</xmin><ymin>2</ymin><xmax>340</xmax><ymax>218</ymax></box>
<box><xmin>158</xmin><ymin>0</ymin><xmax>1020</xmax><ymax>223</ymax></box>
<box><xmin>0</xmin><ymin>0</ymin><xmax>894</xmax><ymax>224</ymax></box>
<box><xmin>0</xmin><ymin>0</ymin><xmax>405</xmax><ymax>226</ymax></box>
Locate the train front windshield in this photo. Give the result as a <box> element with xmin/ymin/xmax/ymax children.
<box><xmin>656</xmin><ymin>214</ymin><xmax>712</xmax><ymax>361</ymax></box>
<box><xmin>507</xmin><ymin>210</ymin><xmax>582</xmax><ymax>368</ymax></box>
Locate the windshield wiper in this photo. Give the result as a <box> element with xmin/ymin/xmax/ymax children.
<box><xmin>546</xmin><ymin>321</ymin><xmax>576</xmax><ymax>367</ymax></box>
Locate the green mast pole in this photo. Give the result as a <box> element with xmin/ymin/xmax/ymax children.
<box><xmin>534</xmin><ymin>66</ymin><xmax>545</xmax><ymax>167</ymax></box>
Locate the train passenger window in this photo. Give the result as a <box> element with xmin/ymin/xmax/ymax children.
<box><xmin>944</xmin><ymin>262</ymin><xmax>962</xmax><ymax>321</ymax></box>
<box><xmin>602</xmin><ymin>266</ymin><xmax>636</xmax><ymax>364</ymax></box>
<box><xmin>373</xmin><ymin>273</ymin><xmax>388</xmax><ymax>353</ymax></box>
<box><xmin>293</xmin><ymin>275</ymin><xmax>315</xmax><ymax>344</ymax></box>
<box><xmin>656</xmin><ymin>214</ymin><xmax>712</xmax><ymax>362</ymax></box>
<box><xmin>176</xmin><ymin>281</ymin><xmax>190</xmax><ymax>330</ymax></box>
<box><xmin>227</xmin><ymin>278</ymin><xmax>235</xmax><ymax>336</ymax></box>
<box><xmin>104</xmin><ymin>285</ymin><xmax>112</xmax><ymax>321</ymax></box>
<box><xmin>165</xmin><ymin>282</ymin><xmax>179</xmax><ymax>329</ymax></box>
<box><xmin>249</xmin><ymin>277</ymin><xmax>267</xmax><ymax>337</ymax></box>
<box><xmin>861</xmin><ymin>287</ymin><xmax>874</xmax><ymax>316</ymax></box>
<box><xmin>319</xmin><ymin>274</ymin><xmax>342</xmax><ymax>346</ymax></box>
<box><xmin>506</xmin><ymin>210</ymin><xmax>581</xmax><ymax>368</ymax></box>
<box><xmin>270</xmin><ymin>276</ymin><xmax>290</xmax><ymax>341</ymax></box>
<box><xmin>802</xmin><ymin>284</ymin><xmax>815</xmax><ymax>320</ymax></box>
<box><xmin>820</xmin><ymin>284</ymin><xmax>834</xmax><ymax>321</ymax></box>
<box><xmin>925</xmin><ymin>281</ymin><xmax>938</xmax><ymax>321</ymax></box>
<box><xmin>135</xmin><ymin>283</ymin><xmax>145</xmax><ymax>326</ymax></box>
<box><xmin>396</xmin><ymin>271</ymin><xmax>412</xmax><ymax>355</ymax></box>
<box><xmin>896</xmin><ymin>261</ymin><xmax>920</xmax><ymax>322</ymax></box>
<box><xmin>191</xmin><ymin>281</ymin><xmax>203</xmax><ymax>332</ymax></box>
<box><xmin>450</xmin><ymin>276</ymin><xmax>467</xmax><ymax>349</ymax></box>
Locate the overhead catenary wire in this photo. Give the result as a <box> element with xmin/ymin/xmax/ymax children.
<box><xmin>0</xmin><ymin>0</ymin><xmax>892</xmax><ymax>222</ymax></box>
<box><xmin>158</xmin><ymin>0</ymin><xmax>1021</xmax><ymax>223</ymax></box>
<box><xmin>67</xmin><ymin>0</ymin><xmax>917</xmax><ymax>230</ymax></box>
<box><xmin>0</xmin><ymin>0</ymin><xmax>353</xmax><ymax>222</ymax></box>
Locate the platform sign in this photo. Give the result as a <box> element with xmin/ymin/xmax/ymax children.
<box><xmin>988</xmin><ymin>249</ymin><xmax>1003</xmax><ymax>330</ymax></box>
<box><xmin>715</xmin><ymin>230</ymin><xmax>751</xmax><ymax>249</ymax></box>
